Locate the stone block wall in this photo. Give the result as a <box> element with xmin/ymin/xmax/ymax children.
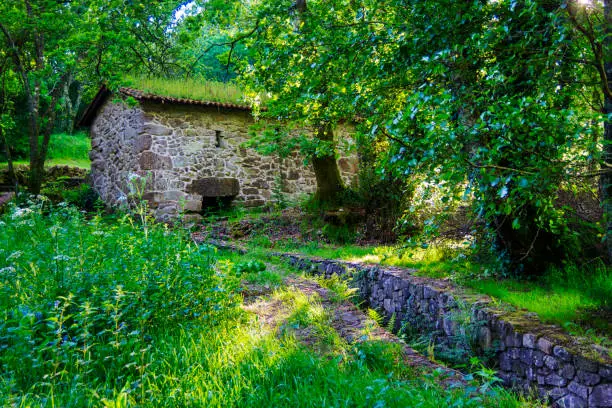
<box><xmin>90</xmin><ymin>100</ymin><xmax>359</xmax><ymax>219</ymax></box>
<box><xmin>280</xmin><ymin>253</ymin><xmax>612</xmax><ymax>408</ymax></box>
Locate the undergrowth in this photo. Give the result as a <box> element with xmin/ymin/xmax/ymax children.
<box><xmin>0</xmin><ymin>199</ymin><xmax>237</xmax><ymax>406</ymax></box>
<box><xmin>0</xmin><ymin>199</ymin><xmax>542</xmax><ymax>407</ymax></box>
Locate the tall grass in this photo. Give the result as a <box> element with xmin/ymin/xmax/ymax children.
<box><xmin>250</xmin><ymin>239</ymin><xmax>611</xmax><ymax>338</ymax></box>
<box><xmin>45</xmin><ymin>132</ymin><xmax>90</xmax><ymax>164</ymax></box>
<box><xmin>0</xmin><ymin>200</ymin><xmax>236</xmax><ymax>406</ymax></box>
<box><xmin>123</xmin><ymin>76</ymin><xmax>247</xmax><ymax>105</ymax></box>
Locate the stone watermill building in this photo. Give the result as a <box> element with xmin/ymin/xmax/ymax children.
<box><xmin>80</xmin><ymin>86</ymin><xmax>358</xmax><ymax>219</ymax></box>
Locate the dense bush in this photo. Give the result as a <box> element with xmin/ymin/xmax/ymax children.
<box><xmin>0</xmin><ymin>200</ymin><xmax>237</xmax><ymax>404</ymax></box>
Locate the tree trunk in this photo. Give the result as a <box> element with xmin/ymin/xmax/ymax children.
<box><xmin>70</xmin><ymin>83</ymin><xmax>82</xmax><ymax>134</ymax></box>
<box><xmin>0</xmin><ymin>126</ymin><xmax>16</xmax><ymax>190</ymax></box>
<box><xmin>312</xmin><ymin>124</ymin><xmax>344</xmax><ymax>203</ymax></box>
<box><xmin>29</xmin><ymin>157</ymin><xmax>44</xmax><ymax>194</ymax></box>
<box><xmin>603</xmin><ymin>0</ymin><xmax>611</xmax><ymax>263</ymax></box>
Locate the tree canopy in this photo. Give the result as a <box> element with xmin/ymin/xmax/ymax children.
<box><xmin>1</xmin><ymin>0</ymin><xmax>609</xmax><ymax>274</ymax></box>
<box><xmin>218</xmin><ymin>0</ymin><xmax>609</xmax><ymax>272</ymax></box>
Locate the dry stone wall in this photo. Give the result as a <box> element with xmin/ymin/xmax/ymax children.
<box><xmin>90</xmin><ymin>100</ymin><xmax>358</xmax><ymax>219</ymax></box>
<box><xmin>279</xmin><ymin>253</ymin><xmax>612</xmax><ymax>408</ymax></box>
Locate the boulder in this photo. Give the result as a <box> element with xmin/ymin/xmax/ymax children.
<box><xmin>0</xmin><ymin>192</ymin><xmax>15</xmax><ymax>210</ymax></box>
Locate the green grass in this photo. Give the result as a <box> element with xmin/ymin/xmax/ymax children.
<box><xmin>123</xmin><ymin>76</ymin><xmax>250</xmax><ymax>105</ymax></box>
<box><xmin>248</xmin><ymin>239</ymin><xmax>611</xmax><ymax>339</ymax></box>
<box><xmin>0</xmin><ymin>202</ymin><xmax>539</xmax><ymax>407</ymax></box>
<box><xmin>208</xmin><ymin>205</ymin><xmax>610</xmax><ymax>338</ymax></box>
<box><xmin>266</xmin><ymin>240</ymin><xmax>479</xmax><ymax>279</ymax></box>
<box><xmin>0</xmin><ymin>132</ymin><xmax>91</xmax><ymax>170</ymax></box>
<box><xmin>467</xmin><ymin>263</ymin><xmax>611</xmax><ymax>342</ymax></box>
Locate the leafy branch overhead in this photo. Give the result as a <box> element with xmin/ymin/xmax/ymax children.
<box><xmin>209</xmin><ymin>0</ymin><xmax>610</xmax><ymax>270</ymax></box>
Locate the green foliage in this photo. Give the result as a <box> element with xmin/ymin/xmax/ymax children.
<box><xmin>264</xmin><ymin>240</ymin><xmax>610</xmax><ymax>338</ymax></box>
<box><xmin>41</xmin><ymin>182</ymin><xmax>102</xmax><ymax>212</ymax></box>
<box><xmin>0</xmin><ymin>200</ymin><xmax>237</xmax><ymax>405</ymax></box>
<box><xmin>316</xmin><ymin>274</ymin><xmax>357</xmax><ymax>304</ymax></box>
<box><xmin>44</xmin><ymin>132</ymin><xmax>90</xmax><ymax>163</ymax></box>
<box><xmin>356</xmin><ymin>134</ymin><xmax>416</xmax><ymax>241</ymax></box>
<box><xmin>0</xmin><ymin>0</ymin><xmax>189</xmax><ymax>192</ymax></box>
<box><xmin>0</xmin><ymin>202</ymin><xmax>540</xmax><ymax>406</ymax></box>
<box><xmin>1</xmin><ymin>131</ymin><xmax>91</xmax><ymax>170</ymax></box>
<box><xmin>352</xmin><ymin>340</ymin><xmax>405</xmax><ymax>374</ymax></box>
<box><xmin>468</xmin><ymin>262</ymin><xmax>611</xmax><ymax>340</ymax></box>
<box><xmin>231</xmin><ymin>0</ymin><xmax>607</xmax><ymax>275</ymax></box>
<box><xmin>234</xmin><ymin>259</ymin><xmax>267</xmax><ymax>275</ymax></box>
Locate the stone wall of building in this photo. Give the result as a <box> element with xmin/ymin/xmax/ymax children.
<box><xmin>90</xmin><ymin>100</ymin><xmax>359</xmax><ymax>219</ymax></box>
<box><xmin>89</xmin><ymin>100</ymin><xmax>144</xmax><ymax>206</ymax></box>
<box><xmin>279</xmin><ymin>253</ymin><xmax>612</xmax><ymax>408</ymax></box>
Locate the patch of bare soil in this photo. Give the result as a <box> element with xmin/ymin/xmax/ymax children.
<box><xmin>196</xmin><ymin>207</ymin><xmax>313</xmax><ymax>244</ymax></box>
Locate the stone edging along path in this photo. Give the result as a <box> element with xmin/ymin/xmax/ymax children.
<box><xmin>244</xmin><ymin>276</ymin><xmax>466</xmax><ymax>388</ymax></box>
<box><xmin>207</xmin><ymin>241</ymin><xmax>611</xmax><ymax>408</ymax></box>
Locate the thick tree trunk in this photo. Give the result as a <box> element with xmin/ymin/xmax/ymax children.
<box><xmin>29</xmin><ymin>158</ymin><xmax>44</xmax><ymax>194</ymax></box>
<box><xmin>312</xmin><ymin>124</ymin><xmax>344</xmax><ymax>203</ymax></box>
<box><xmin>603</xmin><ymin>0</ymin><xmax>611</xmax><ymax>263</ymax></box>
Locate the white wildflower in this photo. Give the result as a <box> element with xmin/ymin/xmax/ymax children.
<box><xmin>53</xmin><ymin>254</ymin><xmax>71</xmax><ymax>262</ymax></box>
<box><xmin>128</xmin><ymin>173</ymin><xmax>141</xmax><ymax>182</ymax></box>
<box><xmin>0</xmin><ymin>266</ymin><xmax>16</xmax><ymax>275</ymax></box>
<box><xmin>11</xmin><ymin>207</ymin><xmax>33</xmax><ymax>220</ymax></box>
<box><xmin>6</xmin><ymin>251</ymin><xmax>23</xmax><ymax>261</ymax></box>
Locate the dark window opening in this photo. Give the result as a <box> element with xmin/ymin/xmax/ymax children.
<box><xmin>215</xmin><ymin>130</ymin><xmax>222</xmax><ymax>148</ymax></box>
<box><xmin>201</xmin><ymin>196</ymin><xmax>234</xmax><ymax>213</ymax></box>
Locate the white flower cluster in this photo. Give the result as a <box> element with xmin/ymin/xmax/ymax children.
<box><xmin>52</xmin><ymin>254</ymin><xmax>71</xmax><ymax>262</ymax></box>
<box><xmin>0</xmin><ymin>266</ymin><xmax>16</xmax><ymax>275</ymax></box>
<box><xmin>6</xmin><ymin>251</ymin><xmax>23</xmax><ymax>261</ymax></box>
<box><xmin>11</xmin><ymin>207</ymin><xmax>33</xmax><ymax>220</ymax></box>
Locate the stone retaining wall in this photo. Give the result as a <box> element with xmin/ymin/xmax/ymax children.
<box><xmin>90</xmin><ymin>99</ymin><xmax>358</xmax><ymax>219</ymax></box>
<box><xmin>280</xmin><ymin>253</ymin><xmax>611</xmax><ymax>408</ymax></box>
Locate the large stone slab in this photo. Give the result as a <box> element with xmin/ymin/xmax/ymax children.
<box><xmin>139</xmin><ymin>151</ymin><xmax>172</xmax><ymax>170</ymax></box>
<box><xmin>187</xmin><ymin>177</ymin><xmax>239</xmax><ymax>197</ymax></box>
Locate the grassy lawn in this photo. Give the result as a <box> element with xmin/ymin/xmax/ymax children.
<box><xmin>0</xmin><ymin>203</ymin><xmax>539</xmax><ymax>407</ymax></box>
<box><xmin>0</xmin><ymin>132</ymin><xmax>91</xmax><ymax>170</ymax></box>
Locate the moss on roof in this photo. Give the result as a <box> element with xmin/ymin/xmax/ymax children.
<box><xmin>122</xmin><ymin>76</ymin><xmax>247</xmax><ymax>105</ymax></box>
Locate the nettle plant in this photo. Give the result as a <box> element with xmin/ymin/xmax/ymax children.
<box><xmin>0</xmin><ymin>198</ymin><xmax>236</xmax><ymax>404</ymax></box>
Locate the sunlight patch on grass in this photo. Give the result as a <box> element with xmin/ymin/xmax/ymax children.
<box><xmin>258</xmin><ymin>240</ymin><xmax>610</xmax><ymax>339</ymax></box>
<box><xmin>470</xmin><ymin>280</ymin><xmax>598</xmax><ymax>324</ymax></box>
<box><xmin>1</xmin><ymin>132</ymin><xmax>91</xmax><ymax>170</ymax></box>
<box><xmin>0</xmin><ymin>158</ymin><xmax>91</xmax><ymax>170</ymax></box>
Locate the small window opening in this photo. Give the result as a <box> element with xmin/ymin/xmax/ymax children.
<box><xmin>215</xmin><ymin>130</ymin><xmax>222</xmax><ymax>148</ymax></box>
